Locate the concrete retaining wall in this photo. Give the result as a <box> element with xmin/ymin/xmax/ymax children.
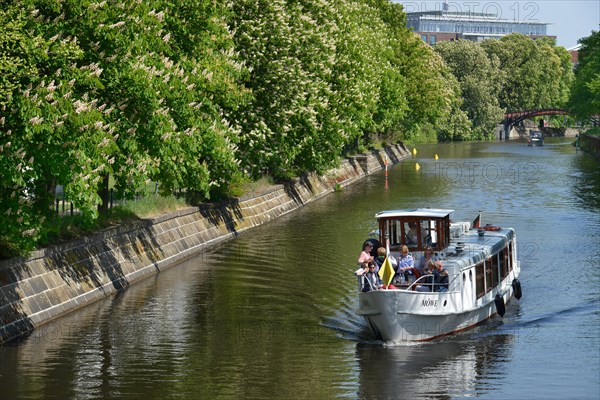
<box><xmin>0</xmin><ymin>144</ymin><xmax>410</xmax><ymax>344</ymax></box>
<box><xmin>578</xmin><ymin>133</ymin><xmax>600</xmax><ymax>158</ymax></box>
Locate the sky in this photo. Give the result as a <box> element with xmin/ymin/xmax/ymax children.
<box><xmin>394</xmin><ymin>0</ymin><xmax>600</xmax><ymax>48</ymax></box>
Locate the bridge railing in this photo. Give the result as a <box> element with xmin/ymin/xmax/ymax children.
<box><xmin>504</xmin><ymin>108</ymin><xmax>568</xmax><ymax>121</ymax></box>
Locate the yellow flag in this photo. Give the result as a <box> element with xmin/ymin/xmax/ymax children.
<box><xmin>378</xmin><ymin>256</ymin><xmax>395</xmax><ymax>287</ymax></box>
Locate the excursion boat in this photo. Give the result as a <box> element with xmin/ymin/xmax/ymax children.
<box><xmin>528</xmin><ymin>130</ymin><xmax>544</xmax><ymax>146</ymax></box>
<box><xmin>355</xmin><ymin>209</ymin><xmax>522</xmax><ymax>342</ymax></box>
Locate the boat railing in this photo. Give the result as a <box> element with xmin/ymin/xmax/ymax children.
<box><xmin>406</xmin><ymin>274</ymin><xmax>435</xmax><ymax>291</ymax></box>
<box><xmin>406</xmin><ymin>273</ymin><xmax>456</xmax><ymax>293</ymax></box>
<box><xmin>406</xmin><ymin>274</ymin><xmax>431</xmax><ymax>291</ymax></box>
<box><xmin>356</xmin><ymin>272</ymin><xmax>458</xmax><ymax>292</ymax></box>
<box><xmin>447</xmin><ymin>273</ymin><xmax>459</xmax><ymax>292</ymax></box>
<box><xmin>356</xmin><ymin>274</ymin><xmax>378</xmax><ymax>292</ymax></box>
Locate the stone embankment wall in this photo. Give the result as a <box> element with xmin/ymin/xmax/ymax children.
<box><xmin>578</xmin><ymin>133</ymin><xmax>600</xmax><ymax>158</ymax></box>
<box><xmin>0</xmin><ymin>144</ymin><xmax>410</xmax><ymax>344</ymax></box>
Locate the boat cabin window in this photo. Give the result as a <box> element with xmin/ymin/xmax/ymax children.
<box><xmin>475</xmin><ymin>262</ymin><xmax>485</xmax><ymax>298</ymax></box>
<box><xmin>499</xmin><ymin>246</ymin><xmax>509</xmax><ymax>280</ymax></box>
<box><xmin>404</xmin><ymin>222</ymin><xmax>417</xmax><ymax>245</ymax></box>
<box><xmin>485</xmin><ymin>255</ymin><xmax>499</xmax><ymax>293</ymax></box>
<box><xmin>508</xmin><ymin>241</ymin><xmax>514</xmax><ymax>273</ymax></box>
<box><xmin>379</xmin><ymin>215</ymin><xmax>450</xmax><ymax>252</ymax></box>
<box><xmin>420</xmin><ymin>219</ymin><xmax>438</xmax><ymax>248</ymax></box>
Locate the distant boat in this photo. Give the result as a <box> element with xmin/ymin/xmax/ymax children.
<box><xmin>355</xmin><ymin>209</ymin><xmax>522</xmax><ymax>342</ymax></box>
<box><xmin>528</xmin><ymin>130</ymin><xmax>544</xmax><ymax>146</ymax></box>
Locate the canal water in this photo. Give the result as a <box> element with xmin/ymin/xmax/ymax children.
<box><xmin>1</xmin><ymin>139</ymin><xmax>599</xmax><ymax>400</ymax></box>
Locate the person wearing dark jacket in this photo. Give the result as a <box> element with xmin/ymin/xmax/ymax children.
<box><xmin>432</xmin><ymin>260</ymin><xmax>449</xmax><ymax>292</ymax></box>
<box><xmin>362</xmin><ymin>262</ymin><xmax>381</xmax><ymax>292</ymax></box>
<box><xmin>416</xmin><ymin>260</ymin><xmax>436</xmax><ymax>292</ymax></box>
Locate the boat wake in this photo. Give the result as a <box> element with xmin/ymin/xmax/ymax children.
<box><xmin>321</xmin><ymin>311</ymin><xmax>371</xmax><ymax>342</ymax></box>
<box><xmin>461</xmin><ymin>300</ymin><xmax>599</xmax><ymax>342</ymax></box>
<box><xmin>514</xmin><ymin>301</ymin><xmax>599</xmax><ymax>326</ymax></box>
<box><xmin>321</xmin><ymin>301</ymin><xmax>434</xmax><ymax>347</ymax></box>
<box><xmin>320</xmin><ymin>292</ymin><xmax>384</xmax><ymax>343</ymax></box>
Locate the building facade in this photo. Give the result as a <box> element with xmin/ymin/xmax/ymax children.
<box><xmin>568</xmin><ymin>44</ymin><xmax>581</xmax><ymax>66</ymax></box>
<box><xmin>406</xmin><ymin>9</ymin><xmax>553</xmax><ymax>45</ymax></box>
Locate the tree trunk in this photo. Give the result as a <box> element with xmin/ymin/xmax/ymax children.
<box><xmin>97</xmin><ymin>174</ymin><xmax>110</xmax><ymax>214</ymax></box>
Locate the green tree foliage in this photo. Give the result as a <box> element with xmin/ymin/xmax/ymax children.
<box><xmin>435</xmin><ymin>40</ymin><xmax>504</xmax><ymax>140</ymax></box>
<box><xmin>228</xmin><ymin>0</ymin><xmax>413</xmax><ymax>178</ymax></box>
<box><xmin>229</xmin><ymin>0</ymin><xmax>346</xmax><ymax>179</ymax></box>
<box><xmin>482</xmin><ymin>33</ymin><xmax>573</xmax><ymax>112</ymax></box>
<box><xmin>331</xmin><ymin>1</ymin><xmax>398</xmax><ymax>145</ymax></box>
<box><xmin>569</xmin><ymin>31</ymin><xmax>600</xmax><ymax>120</ymax></box>
<box><xmin>375</xmin><ymin>8</ymin><xmax>461</xmax><ymax>141</ymax></box>
<box><xmin>1</xmin><ymin>0</ymin><xmax>248</xmax><ymax>256</ymax></box>
<box><xmin>0</xmin><ymin>7</ymin><xmax>43</xmax><ymax>107</ymax></box>
<box><xmin>548</xmin><ymin>40</ymin><xmax>576</xmax><ymax>107</ymax></box>
<box><xmin>1</xmin><ymin>1</ymin><xmax>577</xmax><ymax>257</ymax></box>
<box><xmin>1</xmin><ymin>2</ymin><xmax>90</xmax><ymax>255</ymax></box>
<box><xmin>434</xmin><ymin>69</ymin><xmax>472</xmax><ymax>142</ymax></box>
<box><xmin>362</xmin><ymin>1</ymin><xmax>407</xmax><ymax>142</ymax></box>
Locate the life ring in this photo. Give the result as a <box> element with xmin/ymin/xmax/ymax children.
<box><xmin>483</xmin><ymin>225</ymin><xmax>501</xmax><ymax>231</ymax></box>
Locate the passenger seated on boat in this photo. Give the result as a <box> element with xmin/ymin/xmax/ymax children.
<box><xmin>374</xmin><ymin>247</ymin><xmax>397</xmax><ymax>274</ymax></box>
<box><xmin>432</xmin><ymin>261</ymin><xmax>449</xmax><ymax>292</ymax></box>
<box><xmin>416</xmin><ymin>260</ymin><xmax>436</xmax><ymax>292</ymax></box>
<box><xmin>395</xmin><ymin>245</ymin><xmax>416</xmax><ymax>284</ymax></box>
<box><xmin>423</xmin><ymin>234</ymin><xmax>432</xmax><ymax>248</ymax></box>
<box><xmin>418</xmin><ymin>246</ymin><xmax>438</xmax><ymax>274</ymax></box>
<box><xmin>362</xmin><ymin>262</ymin><xmax>381</xmax><ymax>292</ymax></box>
<box><xmin>406</xmin><ymin>222</ymin><xmax>417</xmax><ymax>244</ymax></box>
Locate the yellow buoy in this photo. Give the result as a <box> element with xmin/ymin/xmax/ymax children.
<box><xmin>415</xmin><ymin>162</ymin><xmax>420</xmax><ymax>171</ymax></box>
<box><xmin>412</xmin><ymin>147</ymin><xmax>417</xmax><ymax>156</ymax></box>
<box><xmin>434</xmin><ymin>154</ymin><xmax>439</xmax><ymax>160</ymax></box>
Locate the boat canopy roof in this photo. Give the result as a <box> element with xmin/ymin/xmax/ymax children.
<box><xmin>376</xmin><ymin>208</ymin><xmax>454</xmax><ymax>220</ymax></box>
<box><xmin>375</xmin><ymin>209</ymin><xmax>456</xmax><ymax>251</ymax></box>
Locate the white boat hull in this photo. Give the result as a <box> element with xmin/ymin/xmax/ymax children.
<box><xmin>357</xmin><ymin>274</ymin><xmax>518</xmax><ymax>342</ymax></box>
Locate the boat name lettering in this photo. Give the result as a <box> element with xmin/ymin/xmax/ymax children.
<box><xmin>421</xmin><ymin>299</ymin><xmax>439</xmax><ymax>307</ymax></box>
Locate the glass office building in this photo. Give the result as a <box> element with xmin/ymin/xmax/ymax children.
<box><xmin>406</xmin><ymin>11</ymin><xmax>550</xmax><ymax>43</ymax></box>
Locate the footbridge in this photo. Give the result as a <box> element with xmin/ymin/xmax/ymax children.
<box><xmin>501</xmin><ymin>108</ymin><xmax>568</xmax><ymax>139</ymax></box>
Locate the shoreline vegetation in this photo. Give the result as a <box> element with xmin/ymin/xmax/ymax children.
<box><xmin>1</xmin><ymin>2</ymin><xmax>597</xmax><ymax>258</ymax></box>
<box><xmin>40</xmin><ymin>177</ymin><xmax>278</xmax><ymax>248</ymax></box>
<box><xmin>2</xmin><ymin>146</ymin><xmax>392</xmax><ymax>260</ymax></box>
<box><xmin>7</xmin><ymin>127</ymin><xmax>596</xmax><ymax>262</ymax></box>
<box><xmin>0</xmin><ymin>129</ymin><xmax>594</xmax><ymax>261</ymax></box>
